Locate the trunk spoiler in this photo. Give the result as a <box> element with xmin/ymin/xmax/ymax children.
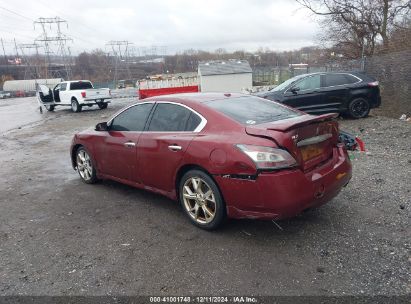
<box><xmin>246</xmin><ymin>113</ymin><xmax>338</xmax><ymax>135</ymax></box>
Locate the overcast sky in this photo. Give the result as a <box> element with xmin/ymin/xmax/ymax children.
<box><xmin>0</xmin><ymin>0</ymin><xmax>319</xmax><ymax>55</ymax></box>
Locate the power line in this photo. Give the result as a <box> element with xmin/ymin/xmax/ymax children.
<box><xmin>0</xmin><ymin>5</ymin><xmax>32</xmax><ymax>21</ymax></box>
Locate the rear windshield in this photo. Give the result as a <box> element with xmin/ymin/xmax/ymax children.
<box><xmin>70</xmin><ymin>81</ymin><xmax>93</xmax><ymax>90</ymax></box>
<box><xmin>206</xmin><ymin>96</ymin><xmax>300</xmax><ymax>125</ymax></box>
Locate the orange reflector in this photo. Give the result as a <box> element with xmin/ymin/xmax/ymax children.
<box><xmin>336</xmin><ymin>172</ymin><xmax>347</xmax><ymax>180</ymax></box>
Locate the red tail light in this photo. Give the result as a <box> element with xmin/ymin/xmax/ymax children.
<box><xmin>368</xmin><ymin>81</ymin><xmax>379</xmax><ymax>87</ymax></box>
<box><xmin>235</xmin><ymin>144</ymin><xmax>297</xmax><ymax>170</ymax></box>
<box><xmin>81</xmin><ymin>91</ymin><xmax>86</xmax><ymax>98</ymax></box>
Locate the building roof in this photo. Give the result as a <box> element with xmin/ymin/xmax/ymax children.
<box><xmin>198</xmin><ymin>60</ymin><xmax>252</xmax><ymax>76</ymax></box>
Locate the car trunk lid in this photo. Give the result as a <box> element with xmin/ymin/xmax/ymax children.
<box><xmin>245</xmin><ymin>113</ymin><xmax>339</xmax><ymax>171</ymax></box>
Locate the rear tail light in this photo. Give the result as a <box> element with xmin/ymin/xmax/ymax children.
<box><xmin>109</xmin><ymin>89</ymin><xmax>111</xmax><ymax>96</ymax></box>
<box><xmin>81</xmin><ymin>91</ymin><xmax>86</xmax><ymax>98</ymax></box>
<box><xmin>368</xmin><ymin>81</ymin><xmax>379</xmax><ymax>87</ymax></box>
<box><xmin>236</xmin><ymin>144</ymin><xmax>297</xmax><ymax>170</ymax></box>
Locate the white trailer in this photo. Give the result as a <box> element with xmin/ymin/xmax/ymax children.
<box><xmin>3</xmin><ymin>78</ymin><xmax>63</xmax><ymax>92</ymax></box>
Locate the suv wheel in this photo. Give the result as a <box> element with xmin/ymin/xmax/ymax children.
<box><xmin>348</xmin><ymin>98</ymin><xmax>370</xmax><ymax>118</ymax></box>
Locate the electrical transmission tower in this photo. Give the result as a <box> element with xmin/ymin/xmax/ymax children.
<box><xmin>34</xmin><ymin>17</ymin><xmax>73</xmax><ymax>79</ymax></box>
<box><xmin>106</xmin><ymin>40</ymin><xmax>132</xmax><ymax>85</ymax></box>
<box><xmin>19</xmin><ymin>43</ymin><xmax>41</xmax><ymax>79</ymax></box>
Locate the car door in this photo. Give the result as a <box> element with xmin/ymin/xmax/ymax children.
<box><xmin>98</xmin><ymin>102</ymin><xmax>154</xmax><ymax>182</ymax></box>
<box><xmin>36</xmin><ymin>84</ymin><xmax>54</xmax><ymax>105</ymax></box>
<box><xmin>282</xmin><ymin>74</ymin><xmax>324</xmax><ymax>114</ymax></box>
<box><xmin>58</xmin><ymin>82</ymin><xmax>68</xmax><ymax>104</ymax></box>
<box><xmin>53</xmin><ymin>84</ymin><xmax>61</xmax><ymax>102</ymax></box>
<box><xmin>321</xmin><ymin>73</ymin><xmax>357</xmax><ymax>112</ymax></box>
<box><xmin>137</xmin><ymin>102</ymin><xmax>204</xmax><ymax>192</ymax></box>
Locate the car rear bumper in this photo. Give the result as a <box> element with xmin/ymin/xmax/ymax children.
<box><xmin>214</xmin><ymin>144</ymin><xmax>352</xmax><ymax>220</ymax></box>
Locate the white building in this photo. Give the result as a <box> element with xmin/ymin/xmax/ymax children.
<box><xmin>198</xmin><ymin>60</ymin><xmax>252</xmax><ymax>93</ymax></box>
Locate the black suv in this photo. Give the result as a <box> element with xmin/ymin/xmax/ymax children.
<box><xmin>255</xmin><ymin>72</ymin><xmax>381</xmax><ymax>118</ymax></box>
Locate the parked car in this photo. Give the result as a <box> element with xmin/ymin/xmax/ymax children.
<box><xmin>36</xmin><ymin>80</ymin><xmax>111</xmax><ymax>112</ymax></box>
<box><xmin>0</xmin><ymin>91</ymin><xmax>11</xmax><ymax>98</ymax></box>
<box><xmin>13</xmin><ymin>90</ymin><xmax>26</xmax><ymax>98</ymax></box>
<box><xmin>70</xmin><ymin>93</ymin><xmax>352</xmax><ymax>229</ymax></box>
<box><xmin>255</xmin><ymin>72</ymin><xmax>381</xmax><ymax>118</ymax></box>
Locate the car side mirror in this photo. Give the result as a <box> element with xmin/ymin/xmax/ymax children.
<box><xmin>291</xmin><ymin>87</ymin><xmax>300</xmax><ymax>94</ymax></box>
<box><xmin>95</xmin><ymin>122</ymin><xmax>108</xmax><ymax>131</ymax></box>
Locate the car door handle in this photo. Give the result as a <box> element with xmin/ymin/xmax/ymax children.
<box><xmin>168</xmin><ymin>145</ymin><xmax>182</xmax><ymax>151</ymax></box>
<box><xmin>124</xmin><ymin>141</ymin><xmax>136</xmax><ymax>148</ymax></box>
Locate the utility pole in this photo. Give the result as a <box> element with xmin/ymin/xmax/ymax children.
<box><xmin>106</xmin><ymin>40</ymin><xmax>133</xmax><ymax>86</ymax></box>
<box><xmin>19</xmin><ymin>43</ymin><xmax>41</xmax><ymax>79</ymax></box>
<box><xmin>1</xmin><ymin>38</ymin><xmax>9</xmax><ymax>74</ymax></box>
<box><xmin>34</xmin><ymin>17</ymin><xmax>73</xmax><ymax>80</ymax></box>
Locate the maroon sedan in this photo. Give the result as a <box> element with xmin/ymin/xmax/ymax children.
<box><xmin>70</xmin><ymin>93</ymin><xmax>352</xmax><ymax>229</ymax></box>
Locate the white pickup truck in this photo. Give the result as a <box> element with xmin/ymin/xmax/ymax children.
<box><xmin>36</xmin><ymin>80</ymin><xmax>111</xmax><ymax>113</ymax></box>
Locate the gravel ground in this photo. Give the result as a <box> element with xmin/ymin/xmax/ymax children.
<box><xmin>0</xmin><ymin>97</ymin><xmax>409</xmax><ymax>297</ymax></box>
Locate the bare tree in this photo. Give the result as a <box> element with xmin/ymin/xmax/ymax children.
<box><xmin>296</xmin><ymin>0</ymin><xmax>411</xmax><ymax>57</ymax></box>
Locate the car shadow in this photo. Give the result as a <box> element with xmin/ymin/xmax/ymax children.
<box><xmin>95</xmin><ymin>179</ymin><xmax>337</xmax><ymax>238</ymax></box>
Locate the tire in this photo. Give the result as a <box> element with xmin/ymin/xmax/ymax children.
<box><xmin>71</xmin><ymin>98</ymin><xmax>82</xmax><ymax>113</ymax></box>
<box><xmin>98</xmin><ymin>102</ymin><xmax>108</xmax><ymax>109</ymax></box>
<box><xmin>347</xmin><ymin>98</ymin><xmax>370</xmax><ymax>119</ymax></box>
<box><xmin>179</xmin><ymin>169</ymin><xmax>226</xmax><ymax>230</ymax></box>
<box><xmin>44</xmin><ymin>104</ymin><xmax>55</xmax><ymax>111</ymax></box>
<box><xmin>75</xmin><ymin>147</ymin><xmax>97</xmax><ymax>184</ymax></box>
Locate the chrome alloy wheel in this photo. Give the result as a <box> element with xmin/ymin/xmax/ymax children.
<box><xmin>182</xmin><ymin>177</ymin><xmax>216</xmax><ymax>224</ymax></box>
<box><xmin>76</xmin><ymin>149</ymin><xmax>93</xmax><ymax>181</ymax></box>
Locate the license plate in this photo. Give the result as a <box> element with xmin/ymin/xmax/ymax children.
<box><xmin>300</xmin><ymin>144</ymin><xmax>323</xmax><ymax>161</ymax></box>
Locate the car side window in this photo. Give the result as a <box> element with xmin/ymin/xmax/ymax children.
<box><xmin>325</xmin><ymin>74</ymin><xmax>357</xmax><ymax>87</ymax></box>
<box><xmin>148</xmin><ymin>103</ymin><xmax>193</xmax><ymax>132</ymax></box>
<box><xmin>60</xmin><ymin>83</ymin><xmax>67</xmax><ymax>91</ymax></box>
<box><xmin>110</xmin><ymin>103</ymin><xmax>154</xmax><ymax>131</ymax></box>
<box><xmin>343</xmin><ymin>74</ymin><xmax>359</xmax><ymax>84</ymax></box>
<box><xmin>185</xmin><ymin>112</ymin><xmax>202</xmax><ymax>131</ymax></box>
<box><xmin>292</xmin><ymin>75</ymin><xmax>320</xmax><ymax>91</ymax></box>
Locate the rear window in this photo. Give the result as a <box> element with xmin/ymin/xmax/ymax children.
<box><xmin>70</xmin><ymin>81</ymin><xmax>93</xmax><ymax>90</ymax></box>
<box><xmin>206</xmin><ymin>96</ymin><xmax>300</xmax><ymax>125</ymax></box>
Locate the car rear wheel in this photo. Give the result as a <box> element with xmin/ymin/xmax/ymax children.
<box><xmin>44</xmin><ymin>104</ymin><xmax>55</xmax><ymax>111</ymax></box>
<box><xmin>348</xmin><ymin>98</ymin><xmax>370</xmax><ymax>118</ymax></box>
<box><xmin>98</xmin><ymin>102</ymin><xmax>108</xmax><ymax>109</ymax></box>
<box><xmin>71</xmin><ymin>98</ymin><xmax>82</xmax><ymax>113</ymax></box>
<box><xmin>179</xmin><ymin>170</ymin><xmax>225</xmax><ymax>230</ymax></box>
<box><xmin>76</xmin><ymin>147</ymin><xmax>97</xmax><ymax>184</ymax></box>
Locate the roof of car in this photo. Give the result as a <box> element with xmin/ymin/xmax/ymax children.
<box><xmin>142</xmin><ymin>92</ymin><xmax>250</xmax><ymax>104</ymax></box>
<box><xmin>297</xmin><ymin>71</ymin><xmax>365</xmax><ymax>77</ymax></box>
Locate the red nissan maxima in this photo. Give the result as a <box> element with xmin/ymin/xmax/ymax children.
<box><xmin>70</xmin><ymin>93</ymin><xmax>352</xmax><ymax>229</ymax></box>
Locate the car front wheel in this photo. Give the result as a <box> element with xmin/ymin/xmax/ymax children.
<box><xmin>348</xmin><ymin>98</ymin><xmax>370</xmax><ymax>118</ymax></box>
<box><xmin>44</xmin><ymin>104</ymin><xmax>55</xmax><ymax>111</ymax></box>
<box><xmin>76</xmin><ymin>147</ymin><xmax>97</xmax><ymax>184</ymax></box>
<box><xmin>179</xmin><ymin>170</ymin><xmax>226</xmax><ymax>230</ymax></box>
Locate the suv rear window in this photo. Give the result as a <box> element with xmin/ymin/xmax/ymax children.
<box><xmin>206</xmin><ymin>96</ymin><xmax>300</xmax><ymax>125</ymax></box>
<box><xmin>70</xmin><ymin>81</ymin><xmax>93</xmax><ymax>90</ymax></box>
